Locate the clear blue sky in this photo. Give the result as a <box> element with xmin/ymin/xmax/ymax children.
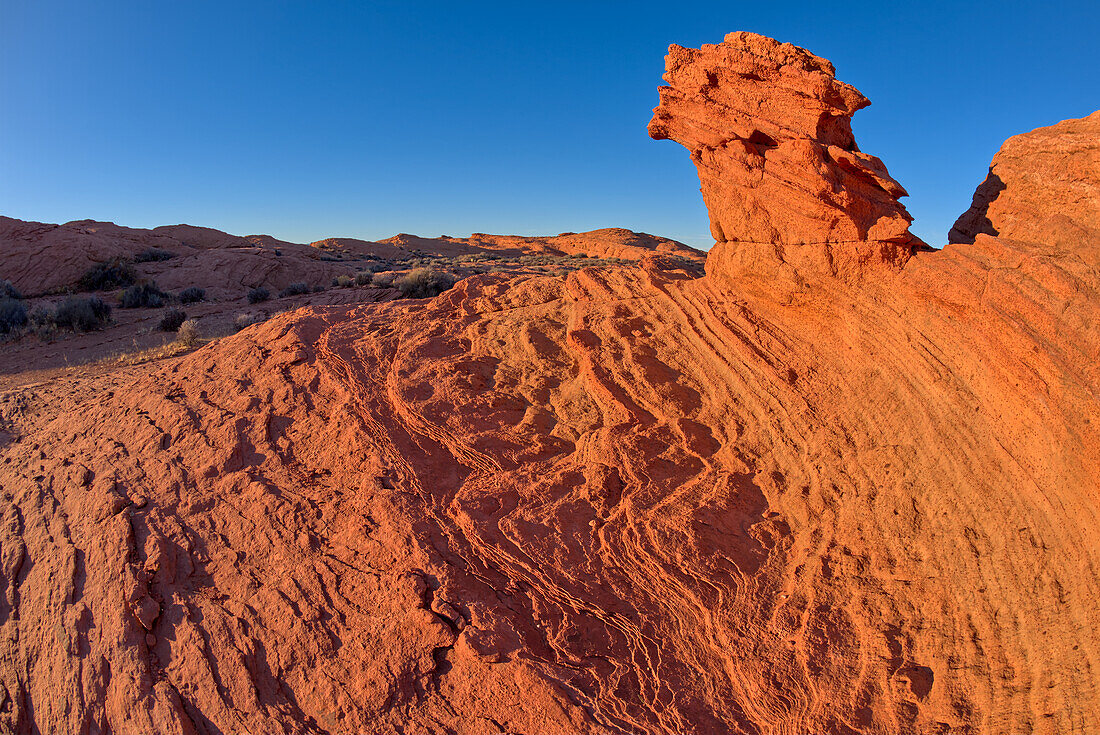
<box><xmin>2</xmin><ymin>1</ymin><xmax>1097</xmax><ymax>249</ymax></box>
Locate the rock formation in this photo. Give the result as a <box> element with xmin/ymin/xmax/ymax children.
<box><xmin>0</xmin><ymin>33</ymin><xmax>1098</xmax><ymax>735</ymax></box>
<box><xmin>950</xmin><ymin>109</ymin><xmax>1100</xmax><ymax>259</ymax></box>
<box><xmin>0</xmin><ymin>218</ymin><xmax>701</xmax><ymax>380</ymax></box>
<box><xmin>648</xmin><ymin>31</ymin><xmax>925</xmax><ymax>282</ymax></box>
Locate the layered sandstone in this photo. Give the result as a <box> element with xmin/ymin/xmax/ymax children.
<box><xmin>648</xmin><ymin>31</ymin><xmax>924</xmax><ymax>280</ymax></box>
<box><xmin>950</xmin><ymin>109</ymin><xmax>1100</xmax><ymax>260</ymax></box>
<box><xmin>314</xmin><ymin>228</ymin><xmax>701</xmax><ymax>262</ymax></box>
<box><xmin>0</xmin><ymin>33</ymin><xmax>1098</xmax><ymax>735</ymax></box>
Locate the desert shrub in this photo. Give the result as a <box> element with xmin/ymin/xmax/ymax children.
<box><xmin>177</xmin><ymin>319</ymin><xmax>201</xmax><ymax>347</ymax></box>
<box><xmin>53</xmin><ymin>296</ymin><xmax>111</xmax><ymax>332</ymax></box>
<box><xmin>28</xmin><ymin>306</ymin><xmax>54</xmax><ymax>337</ymax></box>
<box><xmin>395</xmin><ymin>268</ymin><xmax>456</xmax><ymax>299</ymax></box>
<box><xmin>247</xmin><ymin>287</ymin><xmax>270</xmax><ymax>304</ymax></box>
<box><xmin>354</xmin><ymin>271</ymin><xmax>373</xmax><ymax>286</ymax></box>
<box><xmin>78</xmin><ymin>258</ymin><xmax>136</xmax><ymax>291</ymax></box>
<box><xmin>357</xmin><ymin>261</ymin><xmax>391</xmax><ymax>276</ymax></box>
<box><xmin>312</xmin><ymin>285</ymin><xmax>324</xmax><ymax>293</ymax></box>
<box><xmin>158</xmin><ymin>308</ymin><xmax>187</xmax><ymax>332</ymax></box>
<box><xmin>279</xmin><ymin>282</ymin><xmax>311</xmax><ymax>297</ymax></box>
<box><xmin>234</xmin><ymin>312</ymin><xmax>264</xmax><ymax>332</ymax></box>
<box><xmin>0</xmin><ymin>299</ymin><xmax>28</xmax><ymax>334</ymax></box>
<box><xmin>178</xmin><ymin>286</ymin><xmax>205</xmax><ymax>303</ymax></box>
<box><xmin>371</xmin><ymin>271</ymin><xmax>395</xmax><ymax>288</ymax></box>
<box><xmin>134</xmin><ymin>248</ymin><xmax>175</xmax><ymax>263</ymax></box>
<box><xmin>331</xmin><ymin>274</ymin><xmax>354</xmax><ymax>288</ymax></box>
<box><xmin>120</xmin><ymin>283</ymin><xmax>166</xmax><ymax>309</ymax></box>
<box><xmin>1</xmin><ymin>280</ymin><xmax>23</xmax><ymax>300</ymax></box>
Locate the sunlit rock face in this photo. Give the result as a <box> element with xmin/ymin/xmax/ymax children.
<box><xmin>950</xmin><ymin>109</ymin><xmax>1100</xmax><ymax>260</ymax></box>
<box><xmin>649</xmin><ymin>30</ymin><xmax>924</xmax><ymax>282</ymax></box>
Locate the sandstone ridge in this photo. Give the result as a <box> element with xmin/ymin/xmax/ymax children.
<box><xmin>0</xmin><ymin>217</ymin><xmax>699</xmax><ymax>299</ymax></box>
<box><xmin>950</xmin><ymin>109</ymin><xmax>1100</xmax><ymax>262</ymax></box>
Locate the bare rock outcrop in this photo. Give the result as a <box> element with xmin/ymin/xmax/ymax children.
<box><xmin>950</xmin><ymin>110</ymin><xmax>1100</xmax><ymax>261</ymax></box>
<box><xmin>0</xmin><ymin>217</ymin><xmax>332</xmax><ymax>299</ymax></box>
<box><xmin>649</xmin><ymin>32</ymin><xmax>924</xmax><ymax>282</ymax></box>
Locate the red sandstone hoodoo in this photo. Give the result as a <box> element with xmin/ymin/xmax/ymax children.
<box><xmin>648</xmin><ymin>32</ymin><xmax>925</xmax><ymax>251</ymax></box>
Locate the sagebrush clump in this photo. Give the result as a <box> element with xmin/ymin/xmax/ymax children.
<box><xmin>176</xmin><ymin>319</ymin><xmax>201</xmax><ymax>347</ymax></box>
<box><xmin>279</xmin><ymin>282</ymin><xmax>311</xmax><ymax>297</ymax></box>
<box><xmin>0</xmin><ymin>280</ymin><xmax>23</xmax><ymax>300</ymax></box>
<box><xmin>28</xmin><ymin>307</ymin><xmax>54</xmax><ymax>338</ymax></box>
<box><xmin>0</xmin><ymin>299</ymin><xmax>28</xmax><ymax>334</ymax></box>
<box><xmin>234</xmin><ymin>312</ymin><xmax>264</xmax><ymax>332</ymax></box>
<box><xmin>53</xmin><ymin>296</ymin><xmax>112</xmax><ymax>332</ymax></box>
<box><xmin>134</xmin><ymin>248</ymin><xmax>175</xmax><ymax>263</ymax></box>
<box><xmin>78</xmin><ymin>259</ymin><xmax>136</xmax><ymax>291</ymax></box>
<box><xmin>158</xmin><ymin>308</ymin><xmax>187</xmax><ymax>332</ymax></box>
<box><xmin>247</xmin><ymin>287</ymin><xmax>270</xmax><ymax>304</ymax></box>
<box><xmin>120</xmin><ymin>283</ymin><xmax>166</xmax><ymax>309</ymax></box>
<box><xmin>394</xmin><ymin>268</ymin><xmax>456</xmax><ymax>299</ymax></box>
<box><xmin>179</xmin><ymin>286</ymin><xmax>205</xmax><ymax>303</ymax></box>
<box><xmin>371</xmin><ymin>272</ymin><xmax>395</xmax><ymax>288</ymax></box>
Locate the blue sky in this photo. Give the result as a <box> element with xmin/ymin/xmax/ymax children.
<box><xmin>2</xmin><ymin>1</ymin><xmax>1097</xmax><ymax>249</ymax></box>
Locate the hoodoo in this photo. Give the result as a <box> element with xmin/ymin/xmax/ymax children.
<box><xmin>649</xmin><ymin>32</ymin><xmax>926</xmax><ymax>281</ymax></box>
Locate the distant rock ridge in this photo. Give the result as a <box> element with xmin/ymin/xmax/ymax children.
<box><xmin>0</xmin><ymin>217</ymin><xmax>701</xmax><ymax>298</ymax></box>
<box><xmin>649</xmin><ymin>31</ymin><xmax>925</xmax><ymax>281</ymax></box>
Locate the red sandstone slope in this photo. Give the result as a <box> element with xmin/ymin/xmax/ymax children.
<box><xmin>1</xmin><ymin>33</ymin><xmax>1099</xmax><ymax>735</ymax></box>
<box><xmin>0</xmin><ymin>218</ymin><xmax>312</xmax><ymax>299</ymax></box>
<box><xmin>0</xmin><ymin>219</ymin><xmax>698</xmax><ymax>381</ymax></box>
